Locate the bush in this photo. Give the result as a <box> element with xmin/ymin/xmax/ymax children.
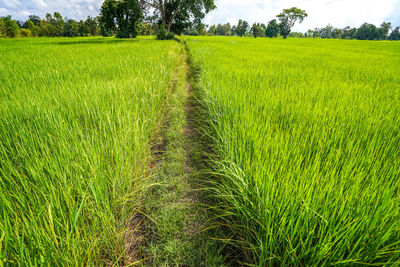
<box><xmin>156</xmin><ymin>26</ymin><xmax>174</xmax><ymax>40</ymax></box>
<box><xmin>19</xmin><ymin>28</ymin><xmax>32</xmax><ymax>37</ymax></box>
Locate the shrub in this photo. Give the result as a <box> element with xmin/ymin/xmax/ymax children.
<box><xmin>19</xmin><ymin>28</ymin><xmax>32</xmax><ymax>37</ymax></box>
<box><xmin>156</xmin><ymin>26</ymin><xmax>174</xmax><ymax>40</ymax></box>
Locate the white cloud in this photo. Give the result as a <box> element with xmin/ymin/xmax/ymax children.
<box><xmin>0</xmin><ymin>7</ymin><xmax>8</xmax><ymax>15</ymax></box>
<box><xmin>0</xmin><ymin>0</ymin><xmax>103</xmax><ymax>20</ymax></box>
<box><xmin>205</xmin><ymin>0</ymin><xmax>400</xmax><ymax>31</ymax></box>
<box><xmin>35</xmin><ymin>0</ymin><xmax>47</xmax><ymax>8</ymax></box>
<box><xmin>0</xmin><ymin>0</ymin><xmax>20</xmax><ymax>9</ymax></box>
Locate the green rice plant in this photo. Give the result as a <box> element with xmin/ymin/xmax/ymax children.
<box><xmin>186</xmin><ymin>36</ymin><xmax>400</xmax><ymax>266</ymax></box>
<box><xmin>0</xmin><ymin>37</ymin><xmax>181</xmax><ymax>265</ymax></box>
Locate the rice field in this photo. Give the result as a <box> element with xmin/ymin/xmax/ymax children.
<box><xmin>1</xmin><ymin>35</ymin><xmax>399</xmax><ymax>266</ymax></box>
<box><xmin>0</xmin><ymin>37</ymin><xmax>181</xmax><ymax>265</ymax></box>
<box><xmin>186</xmin><ymin>36</ymin><xmax>400</xmax><ymax>265</ymax></box>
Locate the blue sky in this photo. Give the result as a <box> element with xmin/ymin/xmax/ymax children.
<box><xmin>0</xmin><ymin>0</ymin><xmax>399</xmax><ymax>31</ymax></box>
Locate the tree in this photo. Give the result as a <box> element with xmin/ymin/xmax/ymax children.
<box><xmin>194</xmin><ymin>22</ymin><xmax>207</xmax><ymax>35</ymax></box>
<box><xmin>349</xmin><ymin>27</ymin><xmax>357</xmax><ymax>39</ymax></box>
<box><xmin>341</xmin><ymin>26</ymin><xmax>351</xmax><ymax>39</ymax></box>
<box><xmin>235</xmin><ymin>19</ymin><xmax>249</xmax><ymax>37</ymax></box>
<box><xmin>356</xmin><ymin>23</ymin><xmax>378</xmax><ymax>40</ymax></box>
<box><xmin>53</xmin><ymin>12</ymin><xmax>65</xmax><ymax>37</ymax></box>
<box><xmin>215</xmin><ymin>23</ymin><xmax>231</xmax><ymax>36</ymax></box>
<box><xmin>389</xmin><ymin>27</ymin><xmax>400</xmax><ymax>40</ymax></box>
<box><xmin>85</xmin><ymin>16</ymin><xmax>100</xmax><ymax>36</ymax></box>
<box><xmin>0</xmin><ymin>16</ymin><xmax>19</xmax><ymax>37</ymax></box>
<box><xmin>260</xmin><ymin>23</ymin><xmax>267</xmax><ymax>31</ymax></box>
<box><xmin>265</xmin><ymin>19</ymin><xmax>279</xmax><ymax>37</ymax></box>
<box><xmin>207</xmin><ymin>24</ymin><xmax>216</xmax><ymax>35</ymax></box>
<box><xmin>64</xmin><ymin>19</ymin><xmax>80</xmax><ymax>37</ymax></box>
<box><xmin>140</xmin><ymin>22</ymin><xmax>153</xmax><ymax>35</ymax></box>
<box><xmin>43</xmin><ymin>13</ymin><xmax>58</xmax><ymax>36</ymax></box>
<box><xmin>139</xmin><ymin>0</ymin><xmax>215</xmax><ymax>34</ymax></box>
<box><xmin>19</xmin><ymin>17</ymin><xmax>40</xmax><ymax>35</ymax></box>
<box><xmin>251</xmin><ymin>23</ymin><xmax>263</xmax><ymax>38</ymax></box>
<box><xmin>28</xmin><ymin>15</ymin><xmax>41</xmax><ymax>26</ymax></box>
<box><xmin>320</xmin><ymin>24</ymin><xmax>334</xmax><ymax>38</ymax></box>
<box><xmin>277</xmin><ymin>7</ymin><xmax>307</xmax><ymax>39</ymax></box>
<box><xmin>288</xmin><ymin>31</ymin><xmax>304</xmax><ymax>38</ymax></box>
<box><xmin>332</xmin><ymin>28</ymin><xmax>343</xmax><ymax>39</ymax></box>
<box><xmin>78</xmin><ymin>20</ymin><xmax>90</xmax><ymax>36</ymax></box>
<box><xmin>100</xmin><ymin>0</ymin><xmax>143</xmax><ymax>38</ymax></box>
<box><xmin>378</xmin><ymin>22</ymin><xmax>391</xmax><ymax>40</ymax></box>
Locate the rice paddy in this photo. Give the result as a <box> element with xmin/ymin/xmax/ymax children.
<box><xmin>0</xmin><ymin>37</ymin><xmax>181</xmax><ymax>265</ymax></box>
<box><xmin>0</xmin><ymin>36</ymin><xmax>399</xmax><ymax>266</ymax></box>
<box><xmin>186</xmin><ymin>36</ymin><xmax>400</xmax><ymax>266</ymax></box>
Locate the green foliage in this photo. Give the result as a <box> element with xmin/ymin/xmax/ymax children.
<box><xmin>139</xmin><ymin>0</ymin><xmax>216</xmax><ymax>33</ymax></box>
<box><xmin>19</xmin><ymin>28</ymin><xmax>32</xmax><ymax>37</ymax></box>
<box><xmin>0</xmin><ymin>16</ymin><xmax>19</xmax><ymax>38</ymax></box>
<box><xmin>140</xmin><ymin>22</ymin><xmax>154</xmax><ymax>35</ymax></box>
<box><xmin>100</xmin><ymin>0</ymin><xmax>143</xmax><ymax>38</ymax></box>
<box><xmin>235</xmin><ymin>19</ymin><xmax>249</xmax><ymax>37</ymax></box>
<box><xmin>389</xmin><ymin>27</ymin><xmax>400</xmax><ymax>40</ymax></box>
<box><xmin>64</xmin><ymin>19</ymin><xmax>80</xmax><ymax>37</ymax></box>
<box><xmin>265</xmin><ymin>19</ymin><xmax>279</xmax><ymax>37</ymax></box>
<box><xmin>251</xmin><ymin>23</ymin><xmax>264</xmax><ymax>38</ymax></box>
<box><xmin>378</xmin><ymin>22</ymin><xmax>392</xmax><ymax>40</ymax></box>
<box><xmin>186</xmin><ymin>36</ymin><xmax>400</xmax><ymax>266</ymax></box>
<box><xmin>0</xmin><ymin>37</ymin><xmax>182</xmax><ymax>265</ymax></box>
<box><xmin>28</xmin><ymin>15</ymin><xmax>41</xmax><ymax>26</ymax></box>
<box><xmin>277</xmin><ymin>7</ymin><xmax>308</xmax><ymax>39</ymax></box>
<box><xmin>156</xmin><ymin>25</ymin><xmax>175</xmax><ymax>40</ymax></box>
<box><xmin>356</xmin><ymin>23</ymin><xmax>379</xmax><ymax>40</ymax></box>
<box><xmin>25</xmin><ymin>19</ymin><xmax>40</xmax><ymax>37</ymax></box>
<box><xmin>85</xmin><ymin>16</ymin><xmax>99</xmax><ymax>36</ymax></box>
<box><xmin>214</xmin><ymin>23</ymin><xmax>232</xmax><ymax>36</ymax></box>
<box><xmin>313</xmin><ymin>22</ymin><xmax>393</xmax><ymax>41</ymax></box>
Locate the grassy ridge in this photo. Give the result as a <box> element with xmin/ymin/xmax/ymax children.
<box><xmin>0</xmin><ymin>37</ymin><xmax>180</xmax><ymax>265</ymax></box>
<box><xmin>187</xmin><ymin>37</ymin><xmax>400</xmax><ymax>265</ymax></box>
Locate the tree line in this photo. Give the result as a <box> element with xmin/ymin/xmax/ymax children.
<box><xmin>304</xmin><ymin>23</ymin><xmax>399</xmax><ymax>40</ymax></box>
<box><xmin>0</xmin><ymin>14</ymin><xmax>101</xmax><ymax>38</ymax></box>
<box><xmin>203</xmin><ymin>20</ymin><xmax>399</xmax><ymax>41</ymax></box>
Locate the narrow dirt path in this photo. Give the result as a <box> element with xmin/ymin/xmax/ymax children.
<box><xmin>138</xmin><ymin>43</ymin><xmax>225</xmax><ymax>266</ymax></box>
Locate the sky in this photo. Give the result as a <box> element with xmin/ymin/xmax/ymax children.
<box><xmin>0</xmin><ymin>0</ymin><xmax>399</xmax><ymax>32</ymax></box>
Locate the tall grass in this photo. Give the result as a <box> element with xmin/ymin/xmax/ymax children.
<box><xmin>187</xmin><ymin>36</ymin><xmax>400</xmax><ymax>265</ymax></box>
<box><xmin>0</xmin><ymin>37</ymin><xmax>181</xmax><ymax>265</ymax></box>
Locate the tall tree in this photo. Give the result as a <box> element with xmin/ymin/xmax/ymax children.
<box><xmin>85</xmin><ymin>16</ymin><xmax>99</xmax><ymax>36</ymax></box>
<box><xmin>139</xmin><ymin>0</ymin><xmax>215</xmax><ymax>33</ymax></box>
<box><xmin>100</xmin><ymin>0</ymin><xmax>143</xmax><ymax>38</ymax></box>
<box><xmin>320</xmin><ymin>24</ymin><xmax>334</xmax><ymax>38</ymax></box>
<box><xmin>64</xmin><ymin>19</ymin><xmax>80</xmax><ymax>37</ymax></box>
<box><xmin>28</xmin><ymin>15</ymin><xmax>41</xmax><ymax>26</ymax></box>
<box><xmin>378</xmin><ymin>22</ymin><xmax>391</xmax><ymax>40</ymax></box>
<box><xmin>389</xmin><ymin>27</ymin><xmax>400</xmax><ymax>40</ymax></box>
<box><xmin>25</xmin><ymin>19</ymin><xmax>40</xmax><ymax>36</ymax></box>
<box><xmin>265</xmin><ymin>19</ymin><xmax>279</xmax><ymax>38</ymax></box>
<box><xmin>235</xmin><ymin>19</ymin><xmax>249</xmax><ymax>37</ymax></box>
<box><xmin>0</xmin><ymin>16</ymin><xmax>19</xmax><ymax>37</ymax></box>
<box><xmin>251</xmin><ymin>23</ymin><xmax>263</xmax><ymax>38</ymax></box>
<box><xmin>356</xmin><ymin>23</ymin><xmax>378</xmax><ymax>40</ymax></box>
<box><xmin>53</xmin><ymin>12</ymin><xmax>65</xmax><ymax>37</ymax></box>
<box><xmin>277</xmin><ymin>7</ymin><xmax>307</xmax><ymax>39</ymax></box>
